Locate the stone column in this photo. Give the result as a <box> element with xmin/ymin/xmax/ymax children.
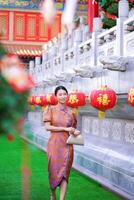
<box><xmin>29</xmin><ymin>60</ymin><xmax>35</xmax><ymax>95</ymax></box>
<box><xmin>115</xmin><ymin>0</ymin><xmax>129</xmax><ymax>56</ymax></box>
<box><xmin>35</xmin><ymin>57</ymin><xmax>41</xmax><ymax>85</ymax></box>
<box><xmin>74</xmin><ymin>27</ymin><xmax>83</xmax><ymax>66</ymax></box>
<box><xmin>92</xmin><ymin>17</ymin><xmax>102</xmax><ymax>66</ymax></box>
<box><xmin>29</xmin><ymin>60</ymin><xmax>34</xmax><ymax>75</ymax></box>
<box><xmin>35</xmin><ymin>56</ymin><xmax>41</xmax><ymax>65</ymax></box>
<box><xmin>61</xmin><ymin>33</ymin><xmax>68</xmax><ymax>73</ymax></box>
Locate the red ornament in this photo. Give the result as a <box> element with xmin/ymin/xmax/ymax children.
<box><xmin>28</xmin><ymin>96</ymin><xmax>36</xmax><ymax>110</ymax></box>
<box><xmin>7</xmin><ymin>134</ymin><xmax>14</xmax><ymax>141</ymax></box>
<box><xmin>28</xmin><ymin>96</ymin><xmax>36</xmax><ymax>105</ymax></box>
<box><xmin>35</xmin><ymin>96</ymin><xmax>47</xmax><ymax>106</ymax></box>
<box><xmin>128</xmin><ymin>87</ymin><xmax>134</xmax><ymax>106</ymax></box>
<box><xmin>46</xmin><ymin>94</ymin><xmax>58</xmax><ymax>105</ymax></box>
<box><xmin>105</xmin><ymin>11</ymin><xmax>117</xmax><ymax>20</ymax></box>
<box><xmin>66</xmin><ymin>92</ymin><xmax>86</xmax><ymax>108</ymax></box>
<box><xmin>90</xmin><ymin>86</ymin><xmax>117</xmax><ymax>118</ymax></box>
<box><xmin>0</xmin><ymin>54</ymin><xmax>35</xmax><ymax>93</ymax></box>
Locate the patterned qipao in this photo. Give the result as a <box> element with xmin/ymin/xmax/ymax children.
<box><xmin>43</xmin><ymin>104</ymin><xmax>77</xmax><ymax>189</ymax></box>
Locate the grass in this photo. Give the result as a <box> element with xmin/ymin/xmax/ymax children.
<box><xmin>0</xmin><ymin>135</ymin><xmax>121</xmax><ymax>200</ymax></box>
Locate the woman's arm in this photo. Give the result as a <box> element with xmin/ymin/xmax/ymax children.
<box><xmin>44</xmin><ymin>122</ymin><xmax>75</xmax><ymax>133</ymax></box>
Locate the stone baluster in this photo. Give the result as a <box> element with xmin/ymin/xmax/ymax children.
<box><xmin>42</xmin><ymin>51</ymin><xmax>48</xmax><ymax>63</ymax></box>
<box><xmin>79</xmin><ymin>16</ymin><xmax>88</xmax><ymax>42</ymax></box>
<box><xmin>46</xmin><ymin>41</ymin><xmax>52</xmax><ymax>80</ymax></box>
<box><xmin>83</xmin><ymin>25</ymin><xmax>91</xmax><ymax>42</ymax></box>
<box><xmin>115</xmin><ymin>0</ymin><xmax>129</xmax><ymax>56</ymax></box>
<box><xmin>60</xmin><ymin>33</ymin><xmax>68</xmax><ymax>74</ymax></box>
<box><xmin>42</xmin><ymin>52</ymin><xmax>48</xmax><ymax>81</ymax></box>
<box><xmin>51</xmin><ymin>46</ymin><xmax>57</xmax><ymax>76</ymax></box>
<box><xmin>29</xmin><ymin>60</ymin><xmax>34</xmax><ymax>76</ymax></box>
<box><xmin>35</xmin><ymin>56</ymin><xmax>41</xmax><ymax>65</ymax></box>
<box><xmin>29</xmin><ymin>60</ymin><xmax>35</xmax><ymax>94</ymax></box>
<box><xmin>35</xmin><ymin>56</ymin><xmax>41</xmax><ymax>85</ymax></box>
<box><xmin>57</xmin><ymin>34</ymin><xmax>62</xmax><ymax>54</ymax></box>
<box><xmin>73</xmin><ymin>27</ymin><xmax>83</xmax><ymax>68</ymax></box>
<box><xmin>74</xmin><ymin>28</ymin><xmax>83</xmax><ymax>46</ymax></box>
<box><xmin>68</xmin><ymin>29</ymin><xmax>74</xmax><ymax>49</ymax></box>
<box><xmin>92</xmin><ymin>17</ymin><xmax>102</xmax><ymax>66</ymax></box>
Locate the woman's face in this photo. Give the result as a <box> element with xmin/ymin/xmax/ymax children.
<box><xmin>56</xmin><ymin>89</ymin><xmax>68</xmax><ymax>104</ymax></box>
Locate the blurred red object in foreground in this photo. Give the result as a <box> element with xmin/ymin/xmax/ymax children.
<box><xmin>7</xmin><ymin>134</ymin><xmax>14</xmax><ymax>141</ymax></box>
<box><xmin>0</xmin><ymin>54</ymin><xmax>35</xmax><ymax>93</ymax></box>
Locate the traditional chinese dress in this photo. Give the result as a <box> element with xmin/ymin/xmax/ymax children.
<box><xmin>43</xmin><ymin>104</ymin><xmax>77</xmax><ymax>189</ymax></box>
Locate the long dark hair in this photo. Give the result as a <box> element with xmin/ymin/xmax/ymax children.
<box><xmin>54</xmin><ymin>86</ymin><xmax>68</xmax><ymax>96</ymax></box>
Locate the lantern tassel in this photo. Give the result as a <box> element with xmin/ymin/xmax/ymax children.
<box><xmin>72</xmin><ymin>107</ymin><xmax>79</xmax><ymax>116</ymax></box>
<box><xmin>41</xmin><ymin>106</ymin><xmax>46</xmax><ymax>111</ymax></box>
<box><xmin>98</xmin><ymin>110</ymin><xmax>105</xmax><ymax>119</ymax></box>
<box><xmin>31</xmin><ymin>105</ymin><xmax>35</xmax><ymax>110</ymax></box>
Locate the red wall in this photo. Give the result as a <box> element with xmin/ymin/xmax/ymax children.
<box><xmin>0</xmin><ymin>10</ymin><xmax>62</xmax><ymax>42</ymax></box>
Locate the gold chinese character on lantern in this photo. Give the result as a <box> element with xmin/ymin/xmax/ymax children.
<box><xmin>36</xmin><ymin>97</ymin><xmax>41</xmax><ymax>104</ymax></box>
<box><xmin>128</xmin><ymin>88</ymin><xmax>134</xmax><ymax>102</ymax></box>
<box><xmin>68</xmin><ymin>94</ymin><xmax>79</xmax><ymax>104</ymax></box>
<box><xmin>46</xmin><ymin>94</ymin><xmax>52</xmax><ymax>103</ymax></box>
<box><xmin>97</xmin><ymin>94</ymin><xmax>110</xmax><ymax>105</ymax></box>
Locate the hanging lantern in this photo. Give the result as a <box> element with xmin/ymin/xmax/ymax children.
<box><xmin>66</xmin><ymin>92</ymin><xmax>86</xmax><ymax>107</ymax></box>
<box><xmin>28</xmin><ymin>96</ymin><xmax>36</xmax><ymax>110</ymax></box>
<box><xmin>128</xmin><ymin>87</ymin><xmax>134</xmax><ymax>106</ymax></box>
<box><xmin>90</xmin><ymin>86</ymin><xmax>117</xmax><ymax>119</ymax></box>
<box><xmin>0</xmin><ymin>54</ymin><xmax>35</xmax><ymax>93</ymax></box>
<box><xmin>46</xmin><ymin>93</ymin><xmax>58</xmax><ymax>105</ymax></box>
<box><xmin>35</xmin><ymin>96</ymin><xmax>47</xmax><ymax>106</ymax></box>
<box><xmin>28</xmin><ymin>96</ymin><xmax>36</xmax><ymax>105</ymax></box>
<box><xmin>66</xmin><ymin>92</ymin><xmax>86</xmax><ymax>114</ymax></box>
<box><xmin>35</xmin><ymin>95</ymin><xmax>48</xmax><ymax>111</ymax></box>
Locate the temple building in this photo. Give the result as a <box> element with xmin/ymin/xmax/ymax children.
<box><xmin>0</xmin><ymin>0</ymin><xmax>88</xmax><ymax>63</ymax></box>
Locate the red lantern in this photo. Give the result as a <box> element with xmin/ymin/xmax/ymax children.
<box><xmin>28</xmin><ymin>96</ymin><xmax>36</xmax><ymax>110</ymax></box>
<box><xmin>90</xmin><ymin>86</ymin><xmax>117</xmax><ymax>118</ymax></box>
<box><xmin>66</xmin><ymin>92</ymin><xmax>86</xmax><ymax>108</ymax></box>
<box><xmin>28</xmin><ymin>96</ymin><xmax>36</xmax><ymax>105</ymax></box>
<box><xmin>66</xmin><ymin>92</ymin><xmax>86</xmax><ymax>115</ymax></box>
<box><xmin>46</xmin><ymin>94</ymin><xmax>58</xmax><ymax>105</ymax></box>
<box><xmin>35</xmin><ymin>96</ymin><xmax>47</xmax><ymax>107</ymax></box>
<box><xmin>128</xmin><ymin>87</ymin><xmax>134</xmax><ymax>106</ymax></box>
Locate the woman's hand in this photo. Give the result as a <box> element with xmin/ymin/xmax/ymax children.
<box><xmin>64</xmin><ymin>127</ymin><xmax>75</xmax><ymax>134</ymax></box>
<box><xmin>73</xmin><ymin>129</ymin><xmax>80</xmax><ymax>136</ymax></box>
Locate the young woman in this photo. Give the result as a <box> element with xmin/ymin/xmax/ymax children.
<box><xmin>43</xmin><ymin>86</ymin><xmax>80</xmax><ymax>200</ymax></box>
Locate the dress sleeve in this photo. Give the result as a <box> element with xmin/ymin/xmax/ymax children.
<box><xmin>43</xmin><ymin>106</ymin><xmax>52</xmax><ymax>123</ymax></box>
<box><xmin>72</xmin><ymin>113</ymin><xmax>77</xmax><ymax>128</ymax></box>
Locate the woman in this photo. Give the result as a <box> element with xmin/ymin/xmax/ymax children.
<box><xmin>43</xmin><ymin>86</ymin><xmax>80</xmax><ymax>200</ymax></box>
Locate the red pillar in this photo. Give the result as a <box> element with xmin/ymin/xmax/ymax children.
<box><xmin>87</xmin><ymin>0</ymin><xmax>99</xmax><ymax>32</ymax></box>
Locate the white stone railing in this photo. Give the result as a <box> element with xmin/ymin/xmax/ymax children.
<box><xmin>29</xmin><ymin>0</ymin><xmax>134</xmax><ymax>94</ymax></box>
